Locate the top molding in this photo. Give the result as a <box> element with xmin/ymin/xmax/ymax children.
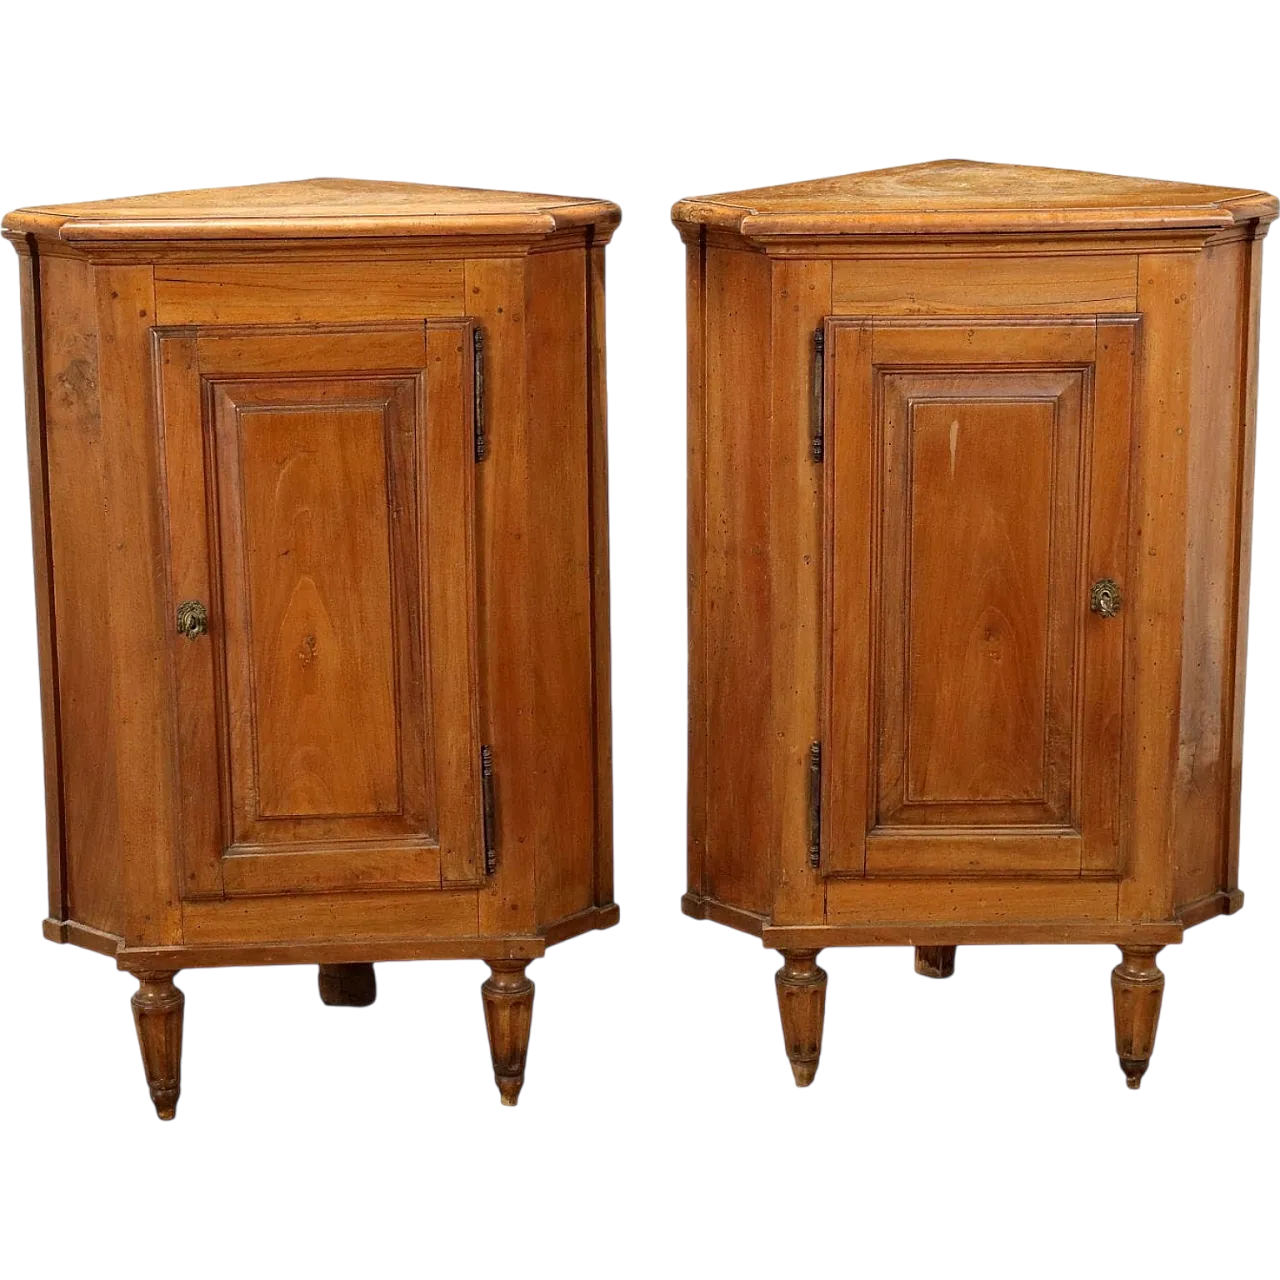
<box><xmin>3</xmin><ymin>176</ymin><xmax>622</xmax><ymax>244</ymax></box>
<box><xmin>671</xmin><ymin>159</ymin><xmax>1278</xmax><ymax>242</ymax></box>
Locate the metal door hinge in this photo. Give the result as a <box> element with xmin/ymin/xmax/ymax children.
<box><xmin>473</xmin><ymin>326</ymin><xmax>487</xmax><ymax>462</ymax></box>
<box><xmin>481</xmin><ymin>744</ymin><xmax>497</xmax><ymax>875</ymax></box>
<box><xmin>810</xmin><ymin>327</ymin><xmax>825</xmax><ymax>463</ymax></box>
<box><xmin>808</xmin><ymin>741</ymin><xmax>822</xmax><ymax>868</ymax></box>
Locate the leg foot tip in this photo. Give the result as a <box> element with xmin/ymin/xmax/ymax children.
<box><xmin>496</xmin><ymin>1077</ymin><xmax>524</xmax><ymax>1106</ymax></box>
<box><xmin>1120</xmin><ymin>1057</ymin><xmax>1149</xmax><ymax>1089</ymax></box>
<box><xmin>789</xmin><ymin>1060</ymin><xmax>819</xmax><ymax>1087</ymax></box>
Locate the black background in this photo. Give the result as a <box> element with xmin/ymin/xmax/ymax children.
<box><xmin>7</xmin><ymin>160</ymin><xmax>1269</xmax><ymax>1131</ymax></box>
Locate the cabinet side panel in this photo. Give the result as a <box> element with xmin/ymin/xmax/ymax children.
<box><xmin>524</xmin><ymin>248</ymin><xmax>595</xmax><ymax>927</ymax></box>
<box><xmin>587</xmin><ymin>242</ymin><xmax>614</xmax><ymax>908</ymax></box>
<box><xmin>39</xmin><ymin>253</ymin><xmax>123</xmax><ymax>935</ymax></box>
<box><xmin>687</xmin><ymin>238</ymin><xmax>708</xmax><ymax>899</ymax></box>
<box><xmin>93</xmin><ymin>265</ymin><xmax>182</xmax><ymax>945</ymax></box>
<box><xmin>1174</xmin><ymin>237</ymin><xmax>1252</xmax><ymax>910</ymax></box>
<box><xmin>19</xmin><ymin>238</ymin><xmax>68</xmax><ymax>931</ymax></box>
<box><xmin>1122</xmin><ymin>255</ymin><xmax>1196</xmax><ymax>922</ymax></box>
<box><xmin>1226</xmin><ymin>234</ymin><xmax>1266</xmax><ymax>900</ymax></box>
<box><xmin>16</xmin><ymin>240</ymin><xmax>66</xmax><ymax>921</ymax></box>
<box><xmin>769</xmin><ymin>259</ymin><xmax>830</xmax><ymax>925</ymax></box>
<box><xmin>701</xmin><ymin>246</ymin><xmax>773</xmax><ymax>916</ymax></box>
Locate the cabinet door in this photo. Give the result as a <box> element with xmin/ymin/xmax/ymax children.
<box><xmin>822</xmin><ymin>317</ymin><xmax>1137</xmax><ymax>877</ymax></box>
<box><xmin>155</xmin><ymin>322</ymin><xmax>483</xmax><ymax>898</ymax></box>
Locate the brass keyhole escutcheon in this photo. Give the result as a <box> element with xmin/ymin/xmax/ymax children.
<box><xmin>1090</xmin><ymin>579</ymin><xmax>1122</xmax><ymax>618</ymax></box>
<box><xmin>176</xmin><ymin>600</ymin><xmax>209</xmax><ymax>640</ymax></box>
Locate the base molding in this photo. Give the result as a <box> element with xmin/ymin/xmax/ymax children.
<box><xmin>680</xmin><ymin>901</ymin><xmax>1198</xmax><ymax>952</ymax></box>
<box><xmin>1176</xmin><ymin>888</ymin><xmax>1245</xmax><ymax>928</ymax></box>
<box><xmin>761</xmin><ymin>920</ymin><xmax>1184</xmax><ymax>948</ymax></box>
<box><xmin>43</xmin><ymin>918</ymin><xmax>123</xmax><ymax>956</ymax></box>
<box><xmin>51</xmin><ymin>902</ymin><xmax>620</xmax><ymax>972</ymax></box>
<box><xmin>681</xmin><ymin>893</ymin><xmax>766</xmax><ymax>937</ymax></box>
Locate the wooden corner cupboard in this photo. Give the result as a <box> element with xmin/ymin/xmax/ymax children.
<box><xmin>674</xmin><ymin>159</ymin><xmax>1275</xmax><ymax>1090</ymax></box>
<box><xmin>4</xmin><ymin>177</ymin><xmax>620</xmax><ymax>1116</ymax></box>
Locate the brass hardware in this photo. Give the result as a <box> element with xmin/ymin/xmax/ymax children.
<box><xmin>176</xmin><ymin>600</ymin><xmax>208</xmax><ymax>640</ymax></box>
<box><xmin>810</xmin><ymin>327</ymin><xmax>825</xmax><ymax>463</ymax></box>
<box><xmin>1090</xmin><ymin>579</ymin><xmax>1122</xmax><ymax>618</ymax></box>
<box><xmin>481</xmin><ymin>744</ymin><xmax>497</xmax><ymax>875</ymax></box>
<box><xmin>473</xmin><ymin>326</ymin><xmax>486</xmax><ymax>462</ymax></box>
<box><xmin>807</xmin><ymin>741</ymin><xmax>822</xmax><ymax>868</ymax></box>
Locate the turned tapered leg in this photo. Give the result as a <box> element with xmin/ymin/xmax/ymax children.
<box><xmin>915</xmin><ymin>945</ymin><xmax>956</xmax><ymax>979</ymax></box>
<box><xmin>481</xmin><ymin>960</ymin><xmax>534</xmax><ymax>1106</ymax></box>
<box><xmin>1111</xmin><ymin>945</ymin><xmax>1165</xmax><ymax>1090</ymax></box>
<box><xmin>131</xmin><ymin>971</ymin><xmax>184</xmax><ymax>1121</ymax></box>
<box><xmin>775</xmin><ymin>949</ymin><xmax>827</xmax><ymax>1087</ymax></box>
<box><xmin>318</xmin><ymin>963</ymin><xmax>377</xmax><ymax>1007</ymax></box>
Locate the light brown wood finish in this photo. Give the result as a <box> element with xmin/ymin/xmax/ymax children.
<box><xmin>824</xmin><ymin>318</ymin><xmax>1136</xmax><ymax>880</ymax></box>
<box><xmin>686</xmin><ymin>235</ymin><xmax>709</xmax><ymax>904</ymax></box>
<box><xmin>769</xmin><ymin>258</ymin><xmax>831</xmax><ymax>926</ymax></box>
<box><xmin>1227</xmin><ymin>237</ymin><xmax>1267</xmax><ymax>901</ymax></box>
<box><xmin>832</xmin><ymin>255</ymin><xmax>1138</xmax><ymax>316</ymax></box>
<box><xmin>678</xmin><ymin>159</ymin><xmax>1274</xmax><ymax>1089</ymax></box>
<box><xmin>823</xmin><ymin>877</ymin><xmax>1121</xmax><ymax>924</ymax></box>
<box><xmin>524</xmin><ymin>248</ymin><xmax>597</xmax><ymax>927</ymax></box>
<box><xmin>156</xmin><ymin>323</ymin><xmax>484</xmax><ymax>899</ymax></box>
<box><xmin>6</xmin><ymin>177</ymin><xmax>621</xmax><ymax>242</ymax></box>
<box><xmin>41</xmin><ymin>896</ymin><xmax>614</xmax><ymax>962</ymax></box>
<box><xmin>468</xmin><ymin>255</ymin><xmax>536</xmax><ymax>941</ymax></box>
<box><xmin>12</xmin><ymin>241</ymin><xmax>67</xmax><ymax>926</ymax></box>
<box><xmin>821</xmin><ymin>318</ymin><xmax>874</xmax><ymax>880</ymax></box>
<box><xmin>98</xmin><ymin>265</ymin><xmax>185</xmax><ymax>951</ymax></box>
<box><xmin>1082</xmin><ymin>318</ymin><xmax>1138</xmax><ymax>874</ymax></box>
<box><xmin>37</xmin><ymin>253</ymin><xmax>122</xmax><ymax>935</ymax></box>
<box><xmin>154</xmin><ymin>260</ymin><xmax>464</xmax><ymax>325</ymax></box>
<box><xmin>878</xmin><ymin>369</ymin><xmax>1077</xmax><ymax>827</ymax></box>
<box><xmin>220</xmin><ymin>378</ymin><xmax>424</xmax><ymax>829</ymax></box>
<box><xmin>1111</xmin><ymin>946</ymin><xmax>1164</xmax><ymax>1088</ymax></box>
<box><xmin>131</xmin><ymin>971</ymin><xmax>184</xmax><ymax>1120</ymax></box>
<box><xmin>5</xmin><ymin>178</ymin><xmax>619</xmax><ymax>1116</ymax></box>
<box><xmin>1175</xmin><ymin>239</ymin><xmax>1251</xmax><ymax>907</ymax></box>
<box><xmin>672</xmin><ymin>159</ymin><xmax>1274</xmax><ymax>238</ymax></box>
<box><xmin>775</xmin><ymin>950</ymin><xmax>827</xmax><ymax>1086</ymax></box>
<box><xmin>699</xmin><ymin>245</ymin><xmax>774</xmax><ymax>915</ymax></box>
<box><xmin>481</xmin><ymin>960</ymin><xmax>535</xmax><ymax>1105</ymax></box>
<box><xmin>588</xmin><ymin>242</ymin><xmax>615</xmax><ymax>913</ymax></box>
<box><xmin>1121</xmin><ymin>251</ymin><xmax>1199</xmax><ymax>926</ymax></box>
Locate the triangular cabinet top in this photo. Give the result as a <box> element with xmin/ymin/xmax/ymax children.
<box><xmin>672</xmin><ymin>159</ymin><xmax>1277</xmax><ymax>240</ymax></box>
<box><xmin>3</xmin><ymin>177</ymin><xmax>622</xmax><ymax>243</ymax></box>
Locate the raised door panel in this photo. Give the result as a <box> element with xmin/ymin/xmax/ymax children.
<box><xmin>155</xmin><ymin>322</ymin><xmax>483</xmax><ymax>897</ymax></box>
<box><xmin>823</xmin><ymin>316</ymin><xmax>1137</xmax><ymax>878</ymax></box>
<box><xmin>878</xmin><ymin>368</ymin><xmax>1082</xmax><ymax>829</ymax></box>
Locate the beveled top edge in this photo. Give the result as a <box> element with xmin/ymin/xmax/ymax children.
<box><xmin>671</xmin><ymin>159</ymin><xmax>1278</xmax><ymax>239</ymax></box>
<box><xmin>3</xmin><ymin>177</ymin><xmax>622</xmax><ymax>243</ymax></box>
